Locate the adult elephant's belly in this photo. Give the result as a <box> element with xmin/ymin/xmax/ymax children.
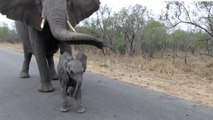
<box><xmin>45</xmin><ymin>39</ymin><xmax>59</xmax><ymax>55</ymax></box>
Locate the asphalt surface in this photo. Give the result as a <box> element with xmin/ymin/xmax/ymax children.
<box><xmin>0</xmin><ymin>48</ymin><xmax>213</xmax><ymax>120</ymax></box>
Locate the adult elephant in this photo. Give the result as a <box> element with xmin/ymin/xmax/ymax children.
<box><xmin>0</xmin><ymin>0</ymin><xmax>103</xmax><ymax>92</ymax></box>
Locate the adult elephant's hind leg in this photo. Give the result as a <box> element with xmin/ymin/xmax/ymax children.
<box><xmin>16</xmin><ymin>22</ymin><xmax>32</xmax><ymax>78</ymax></box>
<box><xmin>47</xmin><ymin>54</ymin><xmax>58</xmax><ymax>80</ymax></box>
<box><xmin>19</xmin><ymin>52</ymin><xmax>32</xmax><ymax>78</ymax></box>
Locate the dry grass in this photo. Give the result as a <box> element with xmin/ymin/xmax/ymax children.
<box><xmin>1</xmin><ymin>43</ymin><xmax>213</xmax><ymax>107</ymax></box>
<box><xmin>0</xmin><ymin>42</ymin><xmax>23</xmax><ymax>52</ymax></box>
<box><xmin>86</xmin><ymin>51</ymin><xmax>213</xmax><ymax>107</ymax></box>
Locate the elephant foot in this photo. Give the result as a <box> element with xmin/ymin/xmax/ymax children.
<box><xmin>60</xmin><ymin>100</ymin><xmax>69</xmax><ymax>112</ymax></box>
<box><xmin>76</xmin><ymin>105</ymin><xmax>85</xmax><ymax>113</ymax></box>
<box><xmin>60</xmin><ymin>106</ymin><xmax>69</xmax><ymax>112</ymax></box>
<box><xmin>38</xmin><ymin>83</ymin><xmax>55</xmax><ymax>93</ymax></box>
<box><xmin>19</xmin><ymin>72</ymin><xmax>30</xmax><ymax>78</ymax></box>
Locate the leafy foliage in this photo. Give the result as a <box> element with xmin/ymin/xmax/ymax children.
<box><xmin>0</xmin><ymin>22</ymin><xmax>19</xmax><ymax>43</ymax></box>
<box><xmin>141</xmin><ymin>20</ymin><xmax>167</xmax><ymax>57</ymax></box>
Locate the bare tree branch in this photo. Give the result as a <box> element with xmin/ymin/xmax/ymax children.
<box><xmin>164</xmin><ymin>1</ymin><xmax>213</xmax><ymax>38</ymax></box>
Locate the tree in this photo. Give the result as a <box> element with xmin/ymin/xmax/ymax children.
<box><xmin>117</xmin><ymin>4</ymin><xmax>150</xmax><ymax>56</ymax></box>
<box><xmin>164</xmin><ymin>1</ymin><xmax>213</xmax><ymax>36</ymax></box>
<box><xmin>0</xmin><ymin>22</ymin><xmax>18</xmax><ymax>43</ymax></box>
<box><xmin>163</xmin><ymin>1</ymin><xmax>213</xmax><ymax>55</ymax></box>
<box><xmin>83</xmin><ymin>4</ymin><xmax>151</xmax><ymax>56</ymax></box>
<box><xmin>83</xmin><ymin>5</ymin><xmax>122</xmax><ymax>55</ymax></box>
<box><xmin>142</xmin><ymin>20</ymin><xmax>167</xmax><ymax>57</ymax></box>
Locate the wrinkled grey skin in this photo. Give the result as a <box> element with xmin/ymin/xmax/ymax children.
<box><xmin>0</xmin><ymin>0</ymin><xmax>103</xmax><ymax>92</ymax></box>
<box><xmin>57</xmin><ymin>52</ymin><xmax>87</xmax><ymax>113</ymax></box>
<box><xmin>15</xmin><ymin>22</ymin><xmax>73</xmax><ymax>92</ymax></box>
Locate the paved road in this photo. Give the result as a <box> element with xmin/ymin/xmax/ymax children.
<box><xmin>0</xmin><ymin>48</ymin><xmax>213</xmax><ymax>120</ymax></box>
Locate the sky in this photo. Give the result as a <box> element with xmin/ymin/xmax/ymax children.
<box><xmin>0</xmin><ymin>0</ymin><xmax>209</xmax><ymax>25</ymax></box>
<box><xmin>100</xmin><ymin>0</ymin><xmax>166</xmax><ymax>14</ymax></box>
<box><xmin>0</xmin><ymin>0</ymin><xmax>167</xmax><ymax>26</ymax></box>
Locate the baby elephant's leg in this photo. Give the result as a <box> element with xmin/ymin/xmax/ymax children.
<box><xmin>75</xmin><ymin>90</ymin><xmax>85</xmax><ymax>113</ymax></box>
<box><xmin>60</xmin><ymin>86</ymin><xmax>69</xmax><ymax>112</ymax></box>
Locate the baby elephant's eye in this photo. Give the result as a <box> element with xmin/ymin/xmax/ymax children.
<box><xmin>70</xmin><ymin>70</ymin><xmax>74</xmax><ymax>74</ymax></box>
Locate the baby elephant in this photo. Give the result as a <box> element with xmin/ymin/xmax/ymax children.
<box><xmin>57</xmin><ymin>52</ymin><xmax>87</xmax><ymax>113</ymax></box>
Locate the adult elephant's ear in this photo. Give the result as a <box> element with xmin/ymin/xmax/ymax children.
<box><xmin>66</xmin><ymin>0</ymin><xmax>104</xmax><ymax>49</ymax></box>
<box><xmin>67</xmin><ymin>0</ymin><xmax>100</xmax><ymax>26</ymax></box>
<box><xmin>0</xmin><ymin>0</ymin><xmax>42</xmax><ymax>31</ymax></box>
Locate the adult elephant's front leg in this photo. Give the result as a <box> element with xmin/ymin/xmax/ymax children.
<box><xmin>29</xmin><ymin>28</ymin><xmax>54</xmax><ymax>92</ymax></box>
<box><xmin>36</xmin><ymin>54</ymin><xmax>54</xmax><ymax>92</ymax></box>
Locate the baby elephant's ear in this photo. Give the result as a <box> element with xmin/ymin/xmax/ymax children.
<box><xmin>76</xmin><ymin>52</ymin><xmax>87</xmax><ymax>70</ymax></box>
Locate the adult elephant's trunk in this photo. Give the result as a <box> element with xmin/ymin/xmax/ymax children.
<box><xmin>43</xmin><ymin>0</ymin><xmax>103</xmax><ymax>49</ymax></box>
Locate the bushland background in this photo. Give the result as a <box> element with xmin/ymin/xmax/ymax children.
<box><xmin>0</xmin><ymin>1</ymin><xmax>213</xmax><ymax>107</ymax></box>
